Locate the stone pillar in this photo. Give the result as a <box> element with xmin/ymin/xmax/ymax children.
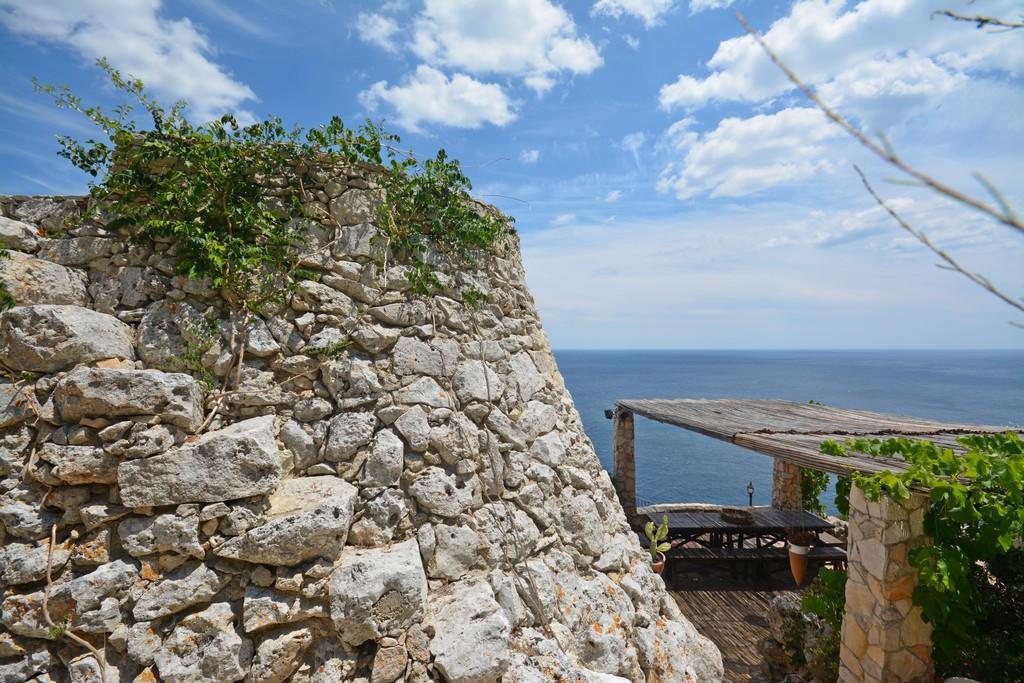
<box><xmin>771</xmin><ymin>458</ymin><xmax>802</xmax><ymax>511</ymax></box>
<box><xmin>612</xmin><ymin>409</ymin><xmax>641</xmax><ymax>528</ymax></box>
<box><xmin>839</xmin><ymin>485</ymin><xmax>933</xmax><ymax>683</ymax></box>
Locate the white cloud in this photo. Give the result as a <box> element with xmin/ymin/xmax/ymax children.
<box><xmin>0</xmin><ymin>0</ymin><xmax>257</xmax><ymax>123</ymax></box>
<box><xmin>521</xmin><ymin>204</ymin><xmax>1021</xmax><ymax>348</ymax></box>
<box><xmin>519</xmin><ymin>149</ymin><xmax>541</xmax><ymax>164</ymax></box>
<box><xmin>623</xmin><ymin>34</ymin><xmax>640</xmax><ymax>50</ymax></box>
<box><xmin>354</xmin><ymin>12</ymin><xmax>400</xmax><ymax>53</ymax></box>
<box><xmin>552</xmin><ymin>213</ymin><xmax>576</xmax><ymax>226</ymax></box>
<box><xmin>411</xmin><ymin>0</ymin><xmax>602</xmax><ymax>94</ymax></box>
<box><xmin>688</xmin><ymin>0</ymin><xmax>735</xmax><ymax>13</ymax></box>
<box><xmin>592</xmin><ymin>0</ymin><xmax>674</xmax><ymax>28</ymax></box>
<box><xmin>657</xmin><ymin>108</ymin><xmax>842</xmax><ymax>199</ymax></box>
<box><xmin>605</xmin><ymin>190</ymin><xmax>622</xmax><ymax>202</ymax></box>
<box><xmin>659</xmin><ymin>0</ymin><xmax>1023</xmax><ymax>121</ymax></box>
<box><xmin>359</xmin><ymin>65</ymin><xmax>516</xmax><ymax>132</ymax></box>
<box><xmin>620</xmin><ymin>131</ymin><xmax>646</xmax><ymax>164</ymax></box>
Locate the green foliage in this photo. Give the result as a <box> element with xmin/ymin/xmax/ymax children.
<box><xmin>802</xmin><ymin>567</ymin><xmax>847</xmax><ymax>631</ymax></box>
<box><xmin>36</xmin><ymin>59</ymin><xmax>512</xmax><ymax>314</ymax></box>
<box><xmin>820</xmin><ymin>432</ymin><xmax>1024</xmax><ymax>677</ymax></box>
<box><xmin>644</xmin><ymin>514</ymin><xmax>672</xmax><ymax>562</ymax></box>
<box><xmin>819</xmin><ymin>438</ymin><xmax>851</xmax><ymax>518</ymax></box>
<box><xmin>780</xmin><ymin>611</ymin><xmax>807</xmax><ymax>668</ymax></box>
<box><xmin>306</xmin><ymin>336</ymin><xmax>352</xmax><ymax>359</ymax></box>
<box><xmin>800</xmin><ymin>568</ymin><xmax>846</xmax><ymax>683</ymax></box>
<box><xmin>800</xmin><ymin>467</ymin><xmax>829</xmax><ymax>515</ymax></box>
<box><xmin>0</xmin><ymin>250</ymin><xmax>14</xmax><ymax>312</ymax></box>
<box><xmin>164</xmin><ymin>318</ymin><xmax>219</xmax><ymax>392</ymax></box>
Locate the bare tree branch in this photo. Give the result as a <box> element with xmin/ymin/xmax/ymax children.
<box><xmin>735</xmin><ymin>11</ymin><xmax>1024</xmax><ymax>238</ymax></box>
<box><xmin>932</xmin><ymin>9</ymin><xmax>1024</xmax><ymax>31</ymax></box>
<box><xmin>854</xmin><ymin>166</ymin><xmax>1024</xmax><ymax>315</ymax></box>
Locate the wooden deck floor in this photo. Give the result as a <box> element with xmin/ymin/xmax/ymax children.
<box><xmin>668</xmin><ymin>563</ymin><xmax>805</xmax><ymax>683</ymax></box>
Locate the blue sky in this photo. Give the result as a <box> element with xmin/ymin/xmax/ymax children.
<box><xmin>1</xmin><ymin>0</ymin><xmax>1022</xmax><ymax>349</ymax></box>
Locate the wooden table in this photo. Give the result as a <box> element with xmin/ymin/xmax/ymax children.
<box><xmin>646</xmin><ymin>507</ymin><xmax>842</xmax><ymax>578</ymax></box>
<box><xmin>649</xmin><ymin>507</ymin><xmax>835</xmax><ymax>548</ymax></box>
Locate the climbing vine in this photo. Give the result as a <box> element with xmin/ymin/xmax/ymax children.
<box><xmin>0</xmin><ymin>249</ymin><xmax>14</xmax><ymax>311</ymax></box>
<box><xmin>37</xmin><ymin>59</ymin><xmax>512</xmax><ymax>312</ymax></box>
<box><xmin>820</xmin><ymin>432</ymin><xmax>1024</xmax><ymax>678</ymax></box>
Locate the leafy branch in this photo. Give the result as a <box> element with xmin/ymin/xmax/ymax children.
<box><xmin>821</xmin><ymin>432</ymin><xmax>1024</xmax><ymax>672</ymax></box>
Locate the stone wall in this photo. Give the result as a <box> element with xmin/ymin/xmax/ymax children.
<box><xmin>0</xmin><ymin>180</ymin><xmax>723</xmax><ymax>682</ymax></box>
<box><xmin>839</xmin><ymin>486</ymin><xmax>932</xmax><ymax>683</ymax></box>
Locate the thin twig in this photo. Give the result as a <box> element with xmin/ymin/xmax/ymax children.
<box><xmin>932</xmin><ymin>9</ymin><xmax>1024</xmax><ymax>31</ymax></box>
<box><xmin>736</xmin><ymin>12</ymin><xmax>1024</xmax><ymax>237</ymax></box>
<box><xmin>43</xmin><ymin>525</ymin><xmax>109</xmax><ymax>683</ymax></box>
<box><xmin>855</xmin><ymin>166</ymin><xmax>1024</xmax><ymax>315</ymax></box>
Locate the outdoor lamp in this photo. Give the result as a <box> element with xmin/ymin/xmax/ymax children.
<box><xmin>747</xmin><ymin>481</ymin><xmax>755</xmax><ymax>507</ymax></box>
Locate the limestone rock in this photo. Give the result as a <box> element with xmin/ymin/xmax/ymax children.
<box><xmin>0</xmin><ymin>540</ymin><xmax>71</xmax><ymax>585</ymax></box>
<box><xmin>118</xmin><ymin>415</ymin><xmax>282</xmax><ymax>507</ymax></box>
<box><xmin>453</xmin><ymin>361</ymin><xmax>506</xmax><ymax>403</ymax></box>
<box><xmin>348</xmin><ymin>488</ymin><xmax>408</xmax><ymax>546</ymax></box>
<box><xmin>242</xmin><ymin>585</ymin><xmax>324</xmax><ymax>633</ymax></box>
<box><xmin>279</xmin><ymin>419</ymin><xmax>318</xmax><ymax>470</ymax></box>
<box><xmin>510</xmin><ymin>352</ymin><xmax>546</xmax><ymax>400</ymax></box>
<box><xmin>54</xmin><ymin>367</ymin><xmax>204</xmax><ymax>432</ymax></box>
<box><xmin>351</xmin><ymin>324</ymin><xmax>401</xmax><ymax>353</ymax></box>
<box><xmin>363</xmin><ymin>428</ymin><xmax>404</xmax><ymax>487</ymax></box>
<box><xmin>394</xmin><ymin>405</ymin><xmax>430</xmax><ymax>451</ymax></box>
<box><xmin>247</xmin><ymin>624</ymin><xmax>313</xmax><ymax>683</ymax></box>
<box><xmin>153</xmin><ymin>602</ymin><xmax>252</xmax><ymax>683</ymax></box>
<box><xmin>214</xmin><ymin>476</ymin><xmax>356</xmax><ymax>565</ymax></box>
<box><xmin>329</xmin><ymin>189</ymin><xmax>378</xmax><ymax>226</ymax></box>
<box><xmin>0</xmin><ymin>251</ymin><xmax>89</xmax><ymax>305</ymax></box>
<box><xmin>39</xmin><ymin>444</ymin><xmax>119</xmax><ymax>484</ymax></box>
<box><xmin>135</xmin><ymin>300</ymin><xmax>205</xmax><ymax>370</ymax></box>
<box><xmin>0</xmin><ymin>215</ymin><xmax>39</xmax><ymax>250</ymax></box>
<box><xmin>0</xmin><ymin>649</ymin><xmax>59</xmax><ymax>683</ymax></box>
<box><xmin>636</xmin><ymin>619</ymin><xmax>724</xmax><ymax>683</ymax></box>
<box><xmin>1</xmin><ymin>558</ymin><xmax>137</xmax><ymax>637</ymax></box>
<box><xmin>422</xmin><ymin>523</ymin><xmax>483</xmax><ymax>580</ymax></box>
<box><xmin>0</xmin><ymin>305</ymin><xmax>135</xmax><ymax>372</ymax></box>
<box><xmin>426</xmin><ymin>578</ymin><xmax>511</xmax><ymax>683</ymax></box>
<box><xmin>392</xmin><ymin>336</ymin><xmax>444</xmax><ymax>376</ymax></box>
<box><xmin>409</xmin><ymin>466</ymin><xmax>471</xmax><ymax>518</ymax></box>
<box><xmin>394</xmin><ymin>376</ymin><xmax>450</xmax><ymax>408</ymax></box>
<box><xmin>295</xmin><ymin>280</ymin><xmax>355</xmax><ymax>316</ymax></box>
<box><xmin>530</xmin><ymin>431</ymin><xmax>565</xmax><ymax>467</ymax></box>
<box><xmin>36</xmin><ymin>236</ymin><xmax>118</xmax><ymax>265</ymax></box>
<box><xmin>372</xmin><ymin>645</ymin><xmax>408</xmax><ymax>683</ymax></box>
<box><xmin>329</xmin><ymin>538</ymin><xmax>427</xmax><ymax>646</ymax></box>
<box><xmin>133</xmin><ymin>561</ymin><xmax>228</xmax><ymax>620</ymax></box>
<box><xmin>118</xmin><ymin>513</ymin><xmax>204</xmax><ymax>558</ymax></box>
<box><xmin>325</xmin><ymin>412</ymin><xmax>376</xmax><ymax>461</ymax></box>
<box><xmin>0</xmin><ymin>380</ymin><xmax>38</xmax><ymax>429</ymax></box>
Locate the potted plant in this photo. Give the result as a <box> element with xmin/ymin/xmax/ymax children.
<box><xmin>644</xmin><ymin>515</ymin><xmax>672</xmax><ymax>575</ymax></box>
<box><xmin>788</xmin><ymin>530</ymin><xmax>814</xmax><ymax>586</ymax></box>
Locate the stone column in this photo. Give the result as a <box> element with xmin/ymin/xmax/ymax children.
<box><xmin>612</xmin><ymin>409</ymin><xmax>640</xmax><ymax>528</ymax></box>
<box><xmin>771</xmin><ymin>458</ymin><xmax>802</xmax><ymax>511</ymax></box>
<box><xmin>839</xmin><ymin>485</ymin><xmax>933</xmax><ymax>683</ymax></box>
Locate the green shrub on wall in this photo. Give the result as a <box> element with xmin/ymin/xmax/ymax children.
<box><xmin>37</xmin><ymin>59</ymin><xmax>512</xmax><ymax>313</ymax></box>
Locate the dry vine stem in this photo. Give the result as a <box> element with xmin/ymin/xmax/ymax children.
<box><xmin>736</xmin><ymin>10</ymin><xmax>1024</xmax><ymax>318</ymax></box>
<box><xmin>43</xmin><ymin>525</ymin><xmax>110</xmax><ymax>683</ymax></box>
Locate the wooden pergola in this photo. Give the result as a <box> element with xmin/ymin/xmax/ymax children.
<box><xmin>611</xmin><ymin>398</ymin><xmax>1016</xmax><ymax>522</ymax></box>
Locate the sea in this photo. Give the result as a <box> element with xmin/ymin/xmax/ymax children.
<box><xmin>554</xmin><ymin>350</ymin><xmax>1024</xmax><ymax>509</ymax></box>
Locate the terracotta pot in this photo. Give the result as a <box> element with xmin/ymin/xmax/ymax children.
<box><xmin>789</xmin><ymin>543</ymin><xmax>809</xmax><ymax>586</ymax></box>
<box><xmin>651</xmin><ymin>552</ymin><xmax>667</xmax><ymax>575</ymax></box>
